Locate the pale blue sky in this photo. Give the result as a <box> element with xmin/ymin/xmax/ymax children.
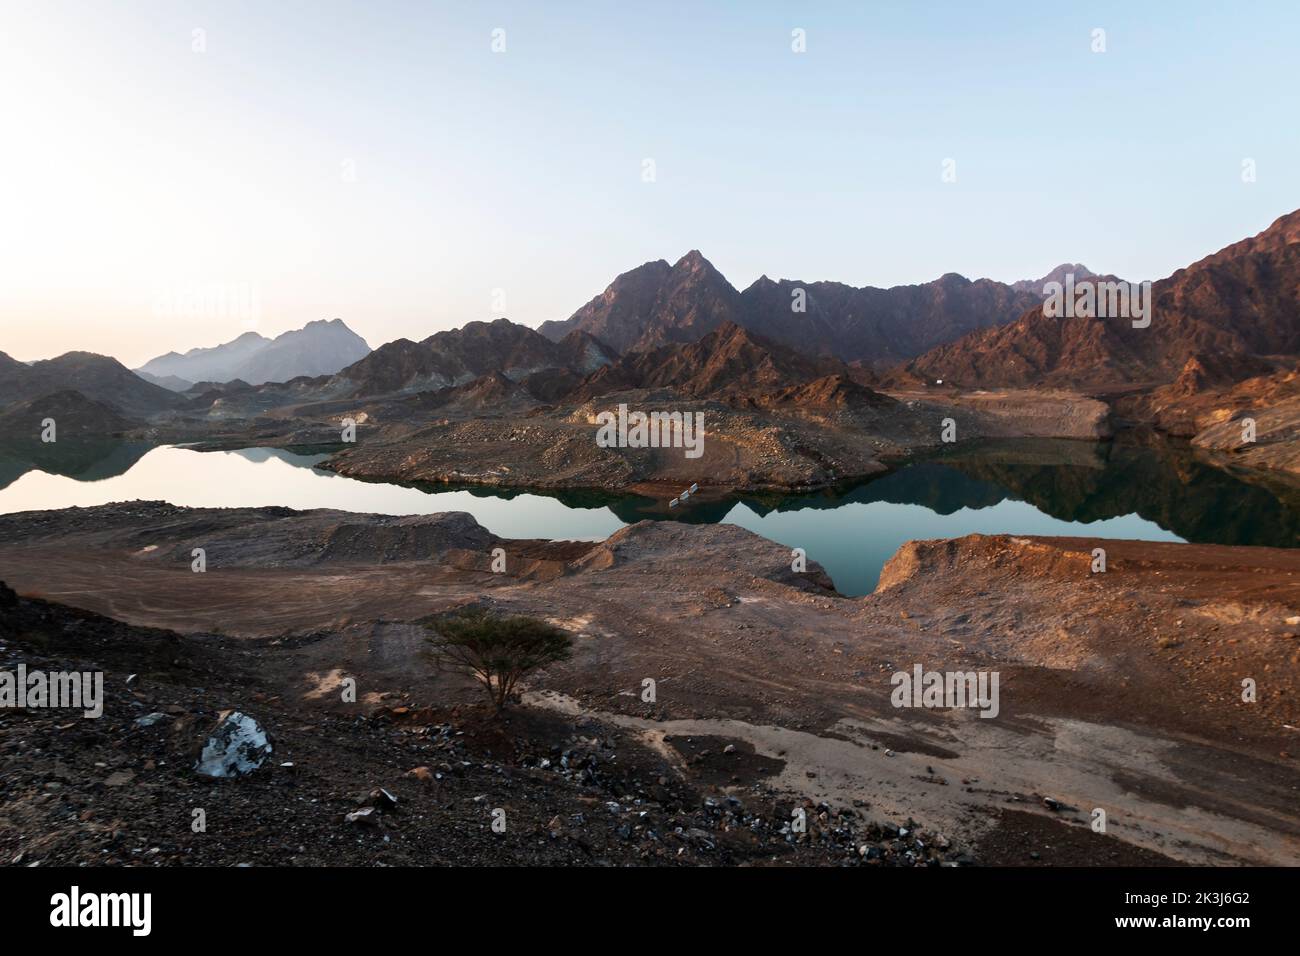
<box><xmin>1</xmin><ymin>0</ymin><xmax>1296</xmax><ymax>365</ymax></box>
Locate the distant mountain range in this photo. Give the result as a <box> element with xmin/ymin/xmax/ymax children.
<box><xmin>328</xmin><ymin>319</ymin><xmax>618</xmax><ymax>399</ymax></box>
<box><xmin>4</xmin><ymin>210</ymin><xmax>1299</xmax><ymax>434</ymax></box>
<box><xmin>137</xmin><ymin>318</ymin><xmax>371</xmax><ymax>388</ymax></box>
<box><xmin>539</xmin><ymin>250</ymin><xmax>1078</xmax><ymax>366</ymax></box>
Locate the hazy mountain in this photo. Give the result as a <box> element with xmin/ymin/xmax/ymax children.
<box><xmin>0</xmin><ymin>351</ymin><xmax>183</xmax><ymax>418</ymax></box>
<box><xmin>136</xmin><ymin>371</ymin><xmax>195</xmax><ymax>392</ymax></box>
<box><xmin>137</xmin><ymin>330</ymin><xmax>269</xmax><ymax>384</ymax></box>
<box><xmin>331</xmin><ymin>318</ymin><xmax>617</xmax><ymax>398</ymax></box>
<box><xmin>137</xmin><ymin>319</ymin><xmax>371</xmax><ymax>386</ymax></box>
<box><xmin>539</xmin><ymin>251</ymin><xmax>1058</xmax><ymax>365</ymax></box>
<box><xmin>907</xmin><ymin>210</ymin><xmax>1300</xmax><ymax>389</ymax></box>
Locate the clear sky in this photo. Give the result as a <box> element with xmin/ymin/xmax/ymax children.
<box><xmin>1</xmin><ymin>0</ymin><xmax>1297</xmax><ymax>367</ymax></box>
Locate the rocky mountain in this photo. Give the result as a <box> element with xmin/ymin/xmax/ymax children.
<box><xmin>907</xmin><ymin>210</ymin><xmax>1300</xmax><ymax>390</ymax></box>
<box><xmin>1114</xmin><ymin>357</ymin><xmax>1297</xmax><ymax>436</ymax></box>
<box><xmin>758</xmin><ymin>373</ymin><xmax>897</xmax><ymax>412</ymax></box>
<box><xmin>1010</xmin><ymin>263</ymin><xmax>1095</xmax><ymax>293</ymax></box>
<box><xmin>539</xmin><ymin>251</ymin><xmax>744</xmax><ymax>354</ymax></box>
<box><xmin>0</xmin><ymin>351</ymin><xmax>183</xmax><ymax>418</ymax></box>
<box><xmin>539</xmin><ymin>251</ymin><xmax>1068</xmax><ymax>366</ymax></box>
<box><xmin>0</xmin><ymin>389</ymin><xmax>136</xmax><ymax>440</ymax></box>
<box><xmin>330</xmin><ymin>318</ymin><xmax>617</xmax><ymax>398</ymax></box>
<box><xmin>737</xmin><ymin>272</ymin><xmax>1048</xmax><ymax>366</ymax></box>
<box><xmin>0</xmin><ymin>351</ymin><xmax>29</xmax><ymax>381</ymax></box>
<box><xmin>573</xmin><ymin>321</ymin><xmax>848</xmax><ymax>400</ymax></box>
<box><xmin>137</xmin><ymin>319</ymin><xmax>371</xmax><ymax>387</ymax></box>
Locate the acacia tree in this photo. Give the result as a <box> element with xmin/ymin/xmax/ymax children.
<box><xmin>426</xmin><ymin>607</ymin><xmax>573</xmax><ymax>713</ymax></box>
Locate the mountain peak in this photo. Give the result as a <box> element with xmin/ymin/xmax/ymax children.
<box><xmin>673</xmin><ymin>249</ymin><xmax>715</xmax><ymax>272</ymax></box>
<box><xmin>1010</xmin><ymin>263</ymin><xmax>1096</xmax><ymax>293</ymax></box>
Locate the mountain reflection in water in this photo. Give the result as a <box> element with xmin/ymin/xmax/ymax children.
<box><xmin>1</xmin><ymin>434</ymin><xmax>1294</xmax><ymax>596</ymax></box>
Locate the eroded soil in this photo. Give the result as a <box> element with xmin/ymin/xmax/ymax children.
<box><xmin>1</xmin><ymin>504</ymin><xmax>1297</xmax><ymax>866</ymax></box>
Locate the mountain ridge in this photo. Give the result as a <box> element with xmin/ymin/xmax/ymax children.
<box><xmin>539</xmin><ymin>252</ymin><xmax>1085</xmax><ymax>365</ymax></box>
<box><xmin>907</xmin><ymin>209</ymin><xmax>1300</xmax><ymax>390</ymax></box>
<box><xmin>137</xmin><ymin>318</ymin><xmax>371</xmax><ymax>387</ymax></box>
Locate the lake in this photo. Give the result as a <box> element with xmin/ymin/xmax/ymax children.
<box><xmin>2</xmin><ymin>436</ymin><xmax>1296</xmax><ymax>596</ymax></box>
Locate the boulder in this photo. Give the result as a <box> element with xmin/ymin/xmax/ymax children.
<box><xmin>194</xmin><ymin>711</ymin><xmax>272</xmax><ymax>778</ymax></box>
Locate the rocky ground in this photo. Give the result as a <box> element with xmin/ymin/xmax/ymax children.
<box><xmin>2</xmin><ymin>503</ymin><xmax>1297</xmax><ymax>866</ymax></box>
<box><xmin>1</xmin><ymin>583</ymin><xmax>965</xmax><ymax>866</ymax></box>
<box><xmin>1113</xmin><ymin>363</ymin><xmax>1300</xmax><ymax>478</ymax></box>
<box><xmin>310</xmin><ymin>387</ymin><xmax>1109</xmax><ymax>494</ymax></box>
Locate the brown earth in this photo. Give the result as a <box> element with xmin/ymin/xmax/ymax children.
<box><xmin>2</xmin><ymin>585</ymin><xmax>949</xmax><ymax>867</ymax></box>
<box><xmin>1</xmin><ymin>504</ymin><xmax>1297</xmax><ymax>866</ymax></box>
<box><xmin>311</xmin><ymin>387</ymin><xmax>1109</xmax><ymax>494</ymax></box>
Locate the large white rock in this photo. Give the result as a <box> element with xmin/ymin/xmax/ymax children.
<box><xmin>194</xmin><ymin>711</ymin><xmax>272</xmax><ymax>778</ymax></box>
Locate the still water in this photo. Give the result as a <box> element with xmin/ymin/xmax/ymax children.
<box><xmin>2</xmin><ymin>437</ymin><xmax>1296</xmax><ymax>596</ymax></box>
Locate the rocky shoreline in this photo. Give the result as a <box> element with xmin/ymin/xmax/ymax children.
<box><xmin>173</xmin><ymin>386</ymin><xmax>1109</xmax><ymax>496</ymax></box>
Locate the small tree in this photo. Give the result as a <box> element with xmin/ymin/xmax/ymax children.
<box><xmin>426</xmin><ymin>607</ymin><xmax>573</xmax><ymax>713</ymax></box>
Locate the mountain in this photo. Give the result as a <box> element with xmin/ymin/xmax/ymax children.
<box><xmin>907</xmin><ymin>210</ymin><xmax>1300</xmax><ymax>390</ymax></box>
<box><xmin>1011</xmin><ymin>263</ymin><xmax>1095</xmax><ymax>293</ymax></box>
<box><xmin>737</xmin><ymin>272</ymin><xmax>1046</xmax><ymax>366</ymax></box>
<box><xmin>539</xmin><ymin>251</ymin><xmax>1055</xmax><ymax>365</ymax></box>
<box><xmin>758</xmin><ymin>373</ymin><xmax>896</xmax><ymax>412</ymax></box>
<box><xmin>137</xmin><ymin>330</ymin><xmax>270</xmax><ymax>383</ymax></box>
<box><xmin>330</xmin><ymin>318</ymin><xmax>617</xmax><ymax>398</ymax></box>
<box><xmin>0</xmin><ymin>389</ymin><xmax>136</xmax><ymax>440</ymax></box>
<box><xmin>0</xmin><ymin>351</ymin><xmax>183</xmax><ymax>418</ymax></box>
<box><xmin>0</xmin><ymin>352</ymin><xmax>28</xmax><ymax>374</ymax></box>
<box><xmin>137</xmin><ymin>319</ymin><xmax>371</xmax><ymax>386</ymax></box>
<box><xmin>573</xmin><ymin>321</ymin><xmax>848</xmax><ymax>400</ymax></box>
<box><xmin>539</xmin><ymin>251</ymin><xmax>744</xmax><ymax>353</ymax></box>
<box><xmin>136</xmin><ymin>371</ymin><xmax>195</xmax><ymax>392</ymax></box>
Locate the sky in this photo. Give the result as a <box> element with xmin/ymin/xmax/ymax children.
<box><xmin>1</xmin><ymin>0</ymin><xmax>1297</xmax><ymax>368</ymax></box>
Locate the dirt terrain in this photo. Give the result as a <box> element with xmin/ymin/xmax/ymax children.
<box><xmin>2</xmin><ymin>503</ymin><xmax>1297</xmax><ymax>866</ymax></box>
<box><xmin>2</xmin><ymin>582</ymin><xmax>970</xmax><ymax>867</ymax></box>
<box><xmin>312</xmin><ymin>387</ymin><xmax>1108</xmax><ymax>494</ymax></box>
